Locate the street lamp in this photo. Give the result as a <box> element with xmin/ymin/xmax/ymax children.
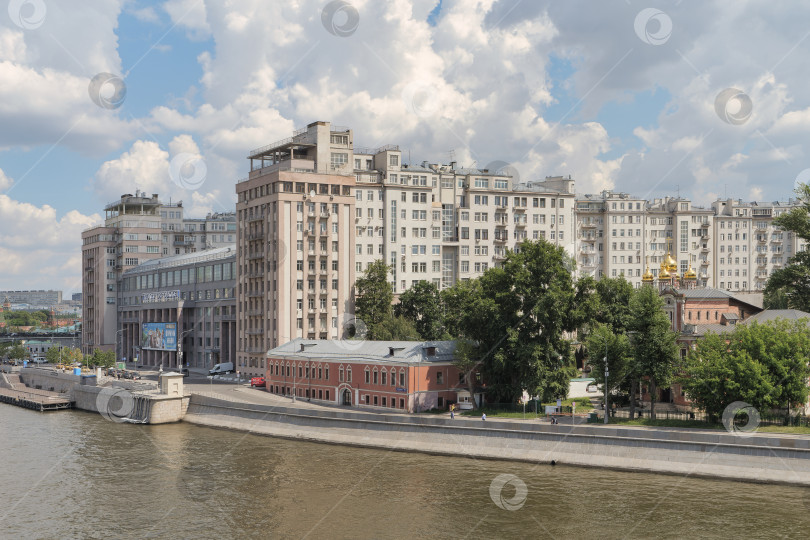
<box><xmin>603</xmin><ymin>338</ymin><xmax>609</xmax><ymax>425</ymax></box>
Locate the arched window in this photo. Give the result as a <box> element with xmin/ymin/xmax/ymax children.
<box><xmin>697</xmin><ymin>311</ymin><xmax>701</xmax><ymax>321</ymax></box>
<box><xmin>339</xmin><ymin>365</ymin><xmax>345</xmax><ymax>382</ymax></box>
<box><xmin>706</xmin><ymin>311</ymin><xmax>710</xmax><ymax>320</ymax></box>
<box><xmin>381</xmin><ymin>369</ymin><xmax>387</xmax><ymax>386</ymax></box>
<box><xmin>372</xmin><ymin>367</ymin><xmax>378</xmax><ymax>385</ymax></box>
<box><xmin>715</xmin><ymin>311</ymin><xmax>719</xmax><ymax>320</ymax></box>
<box><xmin>347</xmin><ymin>366</ymin><xmax>352</xmax><ymax>382</ymax></box>
<box><xmin>365</xmin><ymin>367</ymin><xmax>370</xmax><ymax>384</ymax></box>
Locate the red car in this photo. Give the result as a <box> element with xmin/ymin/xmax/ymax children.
<box><xmin>250</xmin><ymin>376</ymin><xmax>266</xmax><ymax>387</ymax></box>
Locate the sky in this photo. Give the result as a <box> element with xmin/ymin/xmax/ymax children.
<box><xmin>1</xmin><ymin>0</ymin><xmax>810</xmax><ymax>294</ymax></box>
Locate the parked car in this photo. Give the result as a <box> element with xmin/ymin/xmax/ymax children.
<box><xmin>209</xmin><ymin>362</ymin><xmax>234</xmax><ymax>376</ymax></box>
<box><xmin>250</xmin><ymin>376</ymin><xmax>266</xmax><ymax>387</ymax></box>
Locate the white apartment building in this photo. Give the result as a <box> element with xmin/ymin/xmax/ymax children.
<box><xmin>574</xmin><ymin>192</ymin><xmax>805</xmax><ymax>292</ymax></box>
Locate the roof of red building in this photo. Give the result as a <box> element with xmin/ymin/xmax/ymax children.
<box><xmin>267</xmin><ymin>338</ymin><xmax>457</xmax><ymax>364</ymax></box>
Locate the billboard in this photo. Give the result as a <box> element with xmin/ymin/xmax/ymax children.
<box><xmin>141</xmin><ymin>322</ymin><xmax>178</xmax><ymax>351</ymax></box>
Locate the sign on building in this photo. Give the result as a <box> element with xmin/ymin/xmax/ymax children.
<box><xmin>140</xmin><ymin>322</ymin><xmax>178</xmax><ymax>351</ymax></box>
<box><xmin>141</xmin><ymin>290</ymin><xmax>181</xmax><ymax>304</ymax></box>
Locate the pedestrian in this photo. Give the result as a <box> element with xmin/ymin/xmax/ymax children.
<box><xmin>481</xmin><ymin>412</ymin><xmax>486</xmax><ymax>421</ymax></box>
<box><xmin>450</xmin><ymin>409</ymin><xmax>455</xmax><ymax>419</ymax></box>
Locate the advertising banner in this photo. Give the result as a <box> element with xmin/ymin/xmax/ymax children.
<box><xmin>140</xmin><ymin>322</ymin><xmax>178</xmax><ymax>351</ymax></box>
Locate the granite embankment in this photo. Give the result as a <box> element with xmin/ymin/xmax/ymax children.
<box><xmin>184</xmin><ymin>393</ymin><xmax>810</xmax><ymax>486</ymax></box>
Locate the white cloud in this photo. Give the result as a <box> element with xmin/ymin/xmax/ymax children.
<box><xmin>0</xmin><ymin>192</ymin><xmax>99</xmax><ymax>292</ymax></box>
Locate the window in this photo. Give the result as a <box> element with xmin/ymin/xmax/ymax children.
<box><xmin>390</xmin><ymin>154</ymin><xmax>399</xmax><ymax>166</ymax></box>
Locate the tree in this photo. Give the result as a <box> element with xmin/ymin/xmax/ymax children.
<box><xmin>445</xmin><ymin>240</ymin><xmax>578</xmax><ymax>403</ymax></box>
<box><xmin>585</xmin><ymin>323</ymin><xmax>632</xmax><ymax>414</ymax></box>
<box><xmin>395</xmin><ymin>280</ymin><xmax>446</xmax><ymax>340</ymax></box>
<box><xmin>8</xmin><ymin>343</ymin><xmax>26</xmax><ymax>362</ymax></box>
<box><xmin>354</xmin><ymin>260</ymin><xmax>393</xmax><ymax>340</ymax></box>
<box><xmin>629</xmin><ymin>285</ymin><xmax>680</xmax><ymax>420</ymax></box>
<box><xmin>681</xmin><ymin>320</ymin><xmax>810</xmax><ymax>420</ymax></box>
<box><xmin>89</xmin><ymin>349</ymin><xmax>116</xmax><ymax>368</ymax></box>
<box><xmin>373</xmin><ymin>315</ymin><xmax>421</xmax><ymax>341</ymax></box>
<box><xmin>764</xmin><ymin>182</ymin><xmax>810</xmax><ymax>311</ymax></box>
<box><xmin>593</xmin><ymin>276</ymin><xmax>636</xmax><ymax>333</ymax></box>
<box><xmin>46</xmin><ymin>346</ymin><xmax>63</xmax><ymax>364</ymax></box>
<box><xmin>452</xmin><ymin>339</ymin><xmax>480</xmax><ymax>410</ymax></box>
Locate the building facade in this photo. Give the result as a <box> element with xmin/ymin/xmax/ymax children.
<box><xmin>81</xmin><ymin>191</ymin><xmax>236</xmax><ymax>356</ymax></box>
<box><xmin>264</xmin><ymin>338</ymin><xmax>462</xmax><ymax>412</ymax></box>
<box><xmin>575</xmin><ymin>191</ymin><xmax>806</xmax><ymax>291</ymax></box>
<box><xmin>119</xmin><ymin>247</ymin><xmax>237</xmax><ymax>369</ymax></box>
<box><xmin>0</xmin><ymin>290</ymin><xmax>62</xmax><ymax>306</ymax></box>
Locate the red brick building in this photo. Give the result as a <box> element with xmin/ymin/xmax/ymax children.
<box><xmin>645</xmin><ymin>286</ymin><xmax>762</xmax><ymax>407</ymax></box>
<box><xmin>264</xmin><ymin>339</ymin><xmax>464</xmax><ymax>412</ymax></box>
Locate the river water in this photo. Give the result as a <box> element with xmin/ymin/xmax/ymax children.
<box><xmin>2</xmin><ymin>405</ymin><xmax>809</xmax><ymax>539</ymax></box>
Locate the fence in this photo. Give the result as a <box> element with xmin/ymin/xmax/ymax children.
<box><xmin>610</xmin><ymin>408</ymin><xmax>810</xmax><ymax>427</ymax></box>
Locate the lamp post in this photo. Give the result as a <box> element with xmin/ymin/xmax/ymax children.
<box><xmin>603</xmin><ymin>338</ymin><xmax>609</xmax><ymax>425</ymax></box>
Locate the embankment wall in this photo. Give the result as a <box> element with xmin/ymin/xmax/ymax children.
<box><xmin>184</xmin><ymin>394</ymin><xmax>810</xmax><ymax>486</ymax></box>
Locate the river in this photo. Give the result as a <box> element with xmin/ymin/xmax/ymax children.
<box><xmin>1</xmin><ymin>405</ymin><xmax>809</xmax><ymax>539</ymax></box>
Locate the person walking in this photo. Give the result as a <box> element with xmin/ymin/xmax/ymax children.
<box><xmin>481</xmin><ymin>412</ymin><xmax>487</xmax><ymax>422</ymax></box>
<box><xmin>450</xmin><ymin>404</ymin><xmax>455</xmax><ymax>419</ymax></box>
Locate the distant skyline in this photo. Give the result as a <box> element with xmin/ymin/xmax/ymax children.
<box><xmin>1</xmin><ymin>1</ymin><xmax>809</xmax><ymax>292</ymax></box>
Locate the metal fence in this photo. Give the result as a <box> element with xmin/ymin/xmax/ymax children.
<box><xmin>610</xmin><ymin>408</ymin><xmax>810</xmax><ymax>427</ymax></box>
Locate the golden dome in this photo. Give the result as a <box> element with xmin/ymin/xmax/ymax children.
<box><xmin>684</xmin><ymin>263</ymin><xmax>697</xmax><ymax>280</ymax></box>
<box><xmin>642</xmin><ymin>264</ymin><xmax>654</xmax><ymax>282</ymax></box>
<box><xmin>665</xmin><ymin>252</ymin><xmax>678</xmax><ymax>272</ymax></box>
<box><xmin>658</xmin><ymin>261</ymin><xmax>671</xmax><ymax>279</ymax></box>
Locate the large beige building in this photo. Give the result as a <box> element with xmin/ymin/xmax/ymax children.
<box><xmin>233</xmin><ymin>121</ymin><xmax>578</xmax><ymax>378</ymax></box>
<box><xmin>574</xmin><ymin>191</ymin><xmax>805</xmax><ymax>291</ymax></box>
<box><xmin>81</xmin><ymin>191</ymin><xmax>235</xmax><ymax>356</ymax></box>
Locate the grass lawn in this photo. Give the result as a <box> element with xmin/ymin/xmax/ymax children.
<box><xmin>458</xmin><ymin>397</ymin><xmax>595</xmax><ymax>419</ymax></box>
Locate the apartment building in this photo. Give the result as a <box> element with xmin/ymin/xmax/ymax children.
<box><xmin>0</xmin><ymin>290</ymin><xmax>63</xmax><ymax>306</ymax></box>
<box><xmin>233</xmin><ymin>121</ymin><xmax>577</xmax><ymax>377</ymax></box>
<box><xmin>235</xmin><ymin>122</ymin><xmax>357</xmax><ymax>378</ymax></box>
<box><xmin>81</xmin><ymin>191</ymin><xmax>237</xmax><ymax>356</ymax></box>
<box><xmin>575</xmin><ymin>192</ymin><xmax>804</xmax><ymax>292</ymax></box>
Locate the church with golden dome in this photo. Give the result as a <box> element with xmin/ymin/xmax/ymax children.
<box><xmin>641</xmin><ymin>249</ymin><xmax>699</xmax><ymax>292</ymax></box>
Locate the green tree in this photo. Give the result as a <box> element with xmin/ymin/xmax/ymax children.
<box><xmin>89</xmin><ymin>349</ymin><xmax>116</xmax><ymax>368</ymax></box>
<box><xmin>629</xmin><ymin>285</ymin><xmax>680</xmax><ymax>420</ymax></box>
<box><xmin>446</xmin><ymin>239</ymin><xmax>578</xmax><ymax>403</ymax></box>
<box><xmin>8</xmin><ymin>343</ymin><xmax>26</xmax><ymax>361</ymax></box>
<box><xmin>354</xmin><ymin>260</ymin><xmax>393</xmax><ymax>340</ymax></box>
<box><xmin>681</xmin><ymin>332</ymin><xmax>775</xmax><ymax>421</ymax></box>
<box><xmin>764</xmin><ymin>182</ymin><xmax>810</xmax><ymax>310</ymax></box>
<box><xmin>452</xmin><ymin>339</ymin><xmax>480</xmax><ymax>410</ymax></box>
<box><xmin>45</xmin><ymin>346</ymin><xmax>63</xmax><ymax>364</ymax></box>
<box><xmin>395</xmin><ymin>280</ymin><xmax>446</xmax><ymax>340</ymax></box>
<box><xmin>373</xmin><ymin>315</ymin><xmax>421</xmax><ymax>341</ymax></box>
<box><xmin>593</xmin><ymin>276</ymin><xmax>636</xmax><ymax>332</ymax></box>
<box><xmin>585</xmin><ymin>323</ymin><xmax>632</xmax><ymax>414</ymax></box>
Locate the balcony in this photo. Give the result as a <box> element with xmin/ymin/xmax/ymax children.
<box><xmin>495</xmin><ymin>221</ymin><xmax>508</xmax><ymax>227</ymax></box>
<box><xmin>247</xmin><ymin>309</ymin><xmax>263</xmax><ymax>317</ymax></box>
<box><xmin>493</xmin><ymin>237</ymin><xmax>508</xmax><ymax>243</ymax></box>
<box><xmin>320</xmin><ymin>211</ymin><xmax>331</xmax><ymax>219</ymax></box>
<box><xmin>513</xmin><ymin>206</ymin><xmax>526</xmax><ymax>213</ymax></box>
<box><xmin>246</xmin><ymin>271</ymin><xmax>264</xmax><ymax>279</ymax></box>
<box><xmin>173</xmin><ymin>238</ymin><xmax>194</xmax><ymax>246</ymax></box>
<box><xmin>247</xmin><ymin>214</ymin><xmax>265</xmax><ymax>223</ymax></box>
<box><xmin>248</xmin><ymin>232</ymin><xmax>265</xmax><ymax>241</ymax></box>
<box><xmin>580</xmin><ymin>236</ymin><xmax>596</xmax><ymax>242</ymax></box>
<box><xmin>757</xmin><ymin>236</ymin><xmax>767</xmax><ymax>243</ymax></box>
<box><xmin>247</xmin><ymin>291</ymin><xmax>264</xmax><ymax>298</ymax></box>
<box><xmin>514</xmin><ymin>222</ymin><xmax>527</xmax><ymax>228</ymax></box>
<box><xmin>700</xmin><ymin>245</ymin><xmax>709</xmax><ymax>252</ymax></box>
<box><xmin>699</xmin><ymin>259</ymin><xmax>709</xmax><ymax>266</ymax></box>
<box><xmin>493</xmin><ymin>253</ymin><xmax>506</xmax><ymax>261</ymax></box>
<box><xmin>246</xmin><ymin>329</ymin><xmax>264</xmax><ymax>335</ymax></box>
<box><xmin>771</xmin><ymin>238</ymin><xmax>783</xmax><ymax>244</ymax></box>
<box><xmin>244</xmin><ymin>347</ymin><xmax>266</xmax><ymax>354</ymax></box>
<box><xmin>700</xmin><ymin>222</ymin><xmax>710</xmax><ymax>228</ymax></box>
<box><xmin>580</xmin><ymin>221</ymin><xmax>598</xmax><ymax>228</ymax></box>
<box><xmin>247</xmin><ymin>251</ymin><xmax>264</xmax><ymax>260</ymax></box>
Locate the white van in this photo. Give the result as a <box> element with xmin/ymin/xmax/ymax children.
<box><xmin>209</xmin><ymin>362</ymin><xmax>234</xmax><ymax>376</ymax></box>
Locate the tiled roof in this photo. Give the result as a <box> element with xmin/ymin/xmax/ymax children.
<box><xmin>266</xmin><ymin>338</ymin><xmax>457</xmax><ymax>364</ymax></box>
